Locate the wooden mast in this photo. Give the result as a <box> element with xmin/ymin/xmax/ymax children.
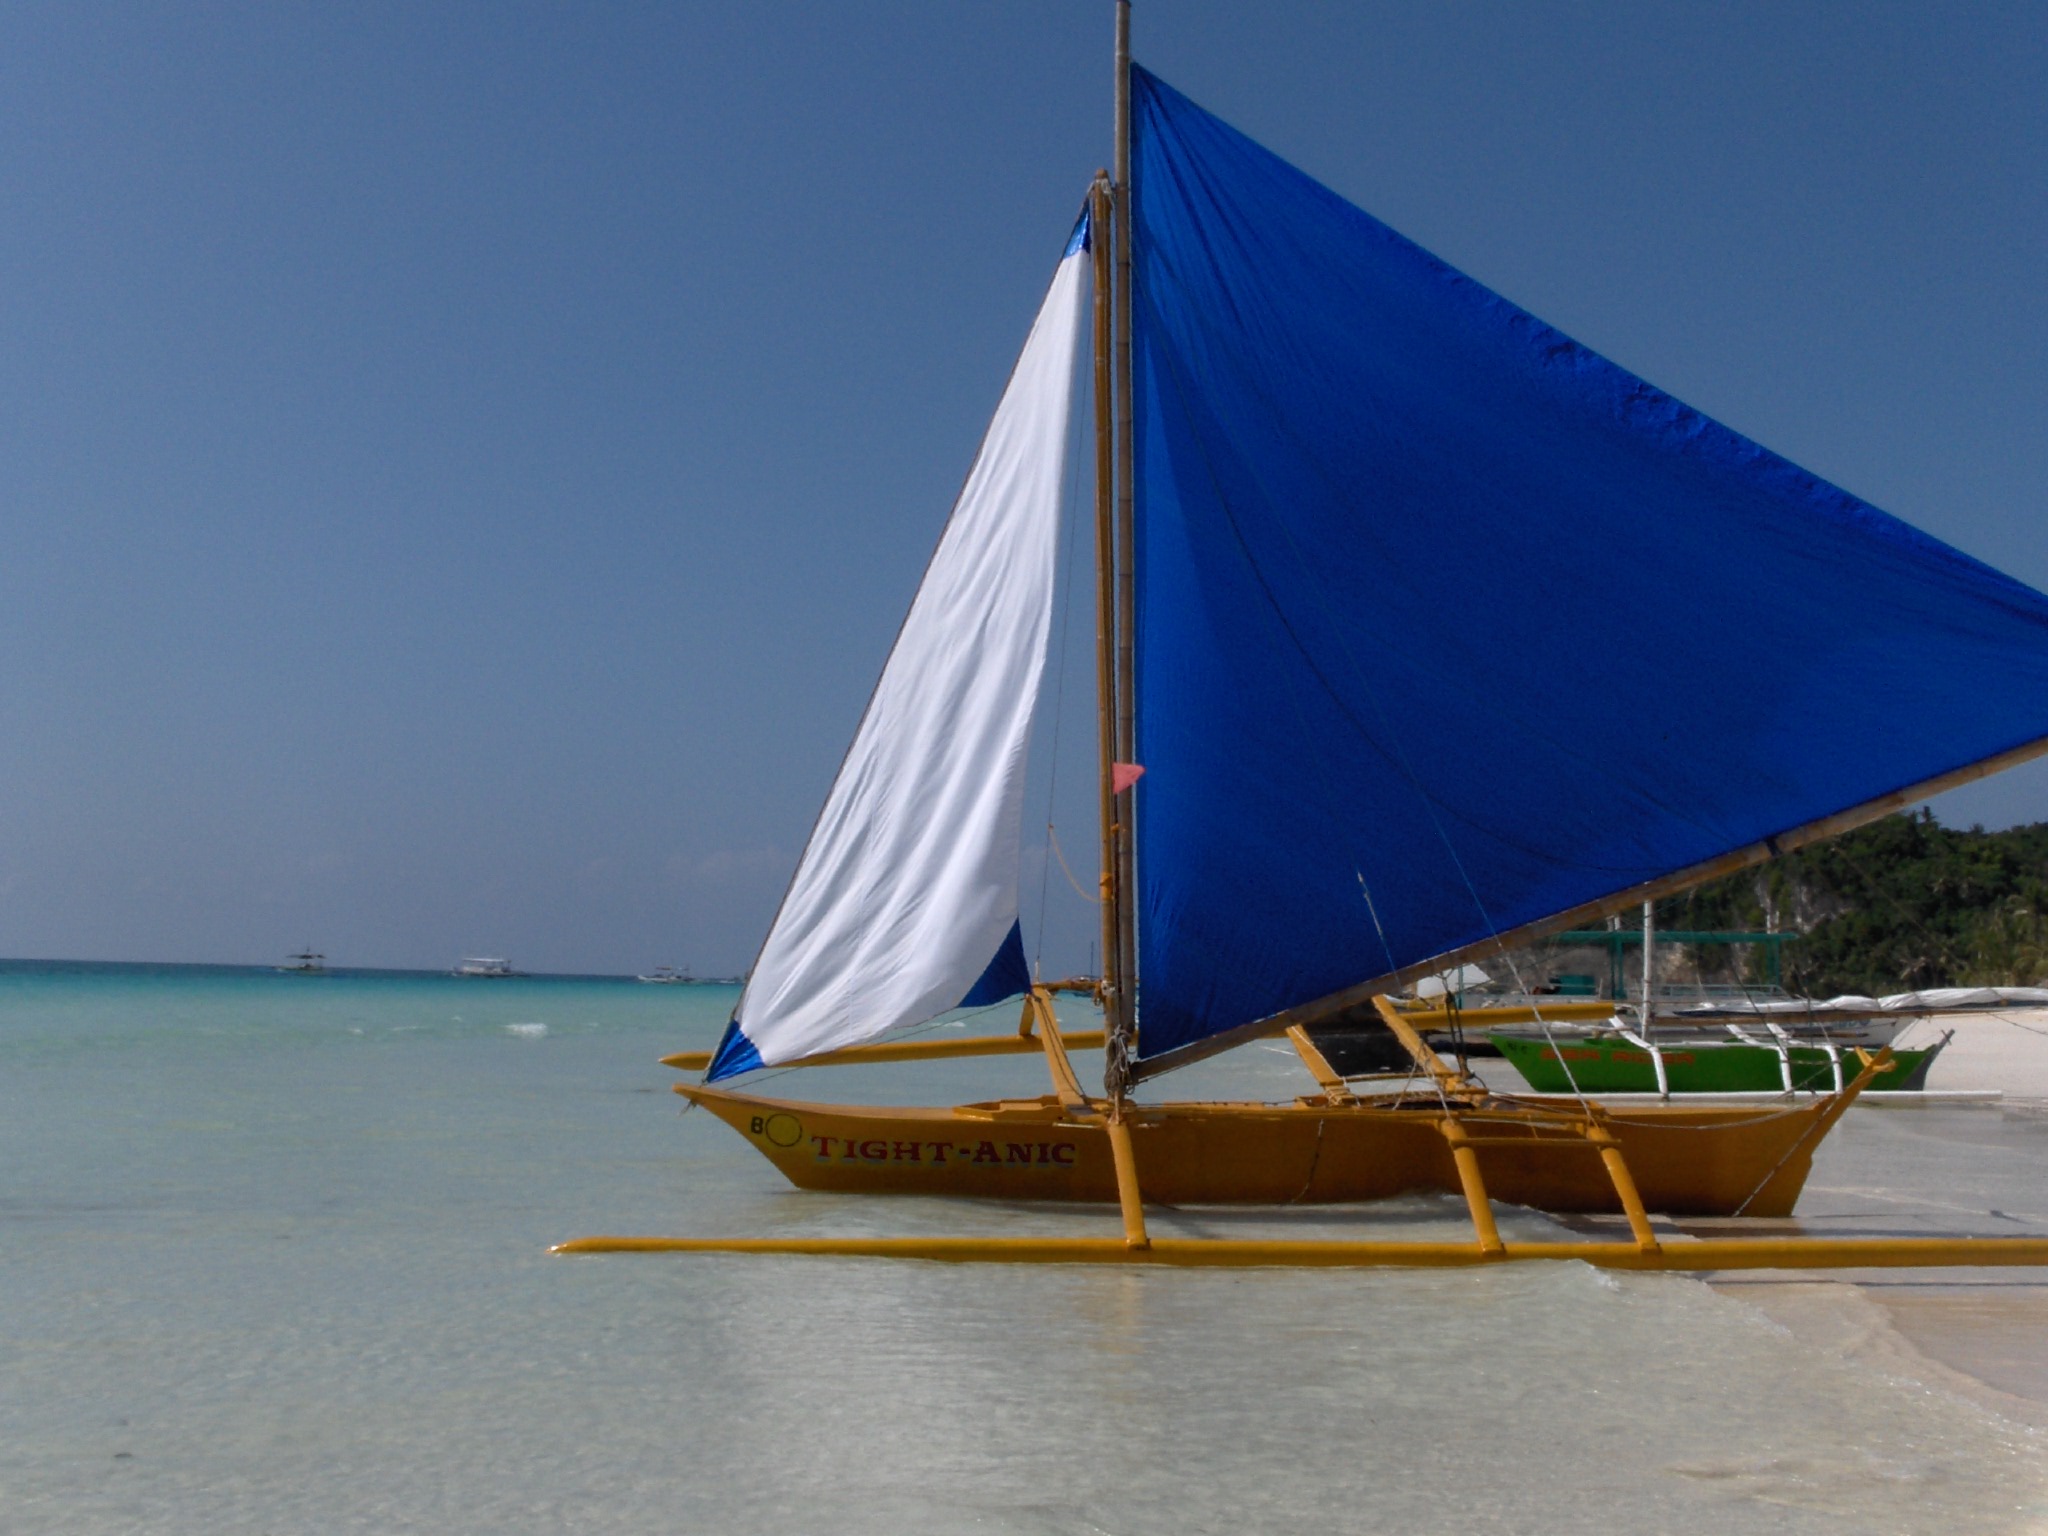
<box><xmin>1106</xmin><ymin>0</ymin><xmax>1139</xmax><ymax>1101</ymax></box>
<box><xmin>1089</xmin><ymin>172</ymin><xmax>1119</xmax><ymax>1031</ymax></box>
<box><xmin>1096</xmin><ymin>0</ymin><xmax>1148</xmax><ymax>1249</ymax></box>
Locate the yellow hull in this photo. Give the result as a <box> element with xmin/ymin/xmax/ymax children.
<box><xmin>678</xmin><ymin>1083</ymin><xmax>1832</xmax><ymax>1218</ymax></box>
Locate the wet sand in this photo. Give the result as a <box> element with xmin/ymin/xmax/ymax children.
<box><xmin>1701</xmin><ymin>1073</ymin><xmax>2048</xmax><ymax>1435</ymax></box>
<box><xmin>1713</xmin><ymin>1276</ymin><xmax>2048</xmax><ymax>1431</ymax></box>
<box><xmin>1482</xmin><ymin>1007</ymin><xmax>2048</xmax><ymax>1432</ymax></box>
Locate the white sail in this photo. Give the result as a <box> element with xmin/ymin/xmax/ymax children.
<box><xmin>713</xmin><ymin>237</ymin><xmax>1090</xmax><ymax>1075</ymax></box>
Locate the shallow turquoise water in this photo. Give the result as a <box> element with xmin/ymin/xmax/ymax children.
<box><xmin>3</xmin><ymin>964</ymin><xmax>2045</xmax><ymax>1533</ymax></box>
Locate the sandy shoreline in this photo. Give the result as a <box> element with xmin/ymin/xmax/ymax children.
<box><xmin>1714</xmin><ymin>1007</ymin><xmax>2048</xmax><ymax>1445</ymax></box>
<box><xmin>1707</xmin><ymin>1049</ymin><xmax>2048</xmax><ymax>1438</ymax></box>
<box><xmin>1713</xmin><ymin>1274</ymin><xmax>2048</xmax><ymax>1433</ymax></box>
<box><xmin>1903</xmin><ymin>1008</ymin><xmax>2048</xmax><ymax>1101</ymax></box>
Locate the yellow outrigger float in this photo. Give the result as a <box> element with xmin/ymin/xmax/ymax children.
<box><xmin>560</xmin><ymin>5</ymin><xmax>2048</xmax><ymax>1271</ymax></box>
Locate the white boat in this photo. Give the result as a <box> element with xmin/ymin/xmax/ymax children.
<box><xmin>453</xmin><ymin>957</ymin><xmax>518</xmax><ymax>978</ymax></box>
<box><xmin>277</xmin><ymin>949</ymin><xmax>327</xmax><ymax>974</ymax></box>
<box><xmin>637</xmin><ymin>965</ymin><xmax>693</xmax><ymax>984</ymax></box>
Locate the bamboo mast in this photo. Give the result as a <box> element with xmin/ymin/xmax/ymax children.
<box><xmin>1089</xmin><ymin>173</ymin><xmax>1119</xmax><ymax>1026</ymax></box>
<box><xmin>1640</xmin><ymin>900</ymin><xmax>1655</xmax><ymax>1024</ymax></box>
<box><xmin>1106</xmin><ymin>0</ymin><xmax>1139</xmax><ymax>1101</ymax></box>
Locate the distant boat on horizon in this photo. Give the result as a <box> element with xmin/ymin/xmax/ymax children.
<box><xmin>277</xmin><ymin>948</ymin><xmax>327</xmax><ymax>974</ymax></box>
<box><xmin>637</xmin><ymin>964</ymin><xmax>693</xmax><ymax>984</ymax></box>
<box><xmin>453</xmin><ymin>957</ymin><xmax>521</xmax><ymax>979</ymax></box>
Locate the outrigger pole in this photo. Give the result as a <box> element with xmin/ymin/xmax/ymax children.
<box><xmin>555</xmin><ymin>1234</ymin><xmax>2048</xmax><ymax>1271</ymax></box>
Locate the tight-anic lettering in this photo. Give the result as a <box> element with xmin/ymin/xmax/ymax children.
<box><xmin>805</xmin><ymin>1134</ymin><xmax>1077</xmax><ymax>1167</ymax></box>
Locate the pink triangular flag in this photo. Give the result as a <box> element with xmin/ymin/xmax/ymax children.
<box><xmin>1111</xmin><ymin>762</ymin><xmax>1146</xmax><ymax>796</ymax></box>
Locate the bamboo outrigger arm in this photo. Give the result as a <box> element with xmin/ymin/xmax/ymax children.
<box><xmin>1036</xmin><ymin>988</ymin><xmax>1150</xmax><ymax>1249</ymax></box>
<box><xmin>1371</xmin><ymin>995</ymin><xmax>1481</xmax><ymax>1096</ymax></box>
<box><xmin>660</xmin><ymin>1029</ymin><xmax>1109</xmax><ymax>1074</ymax></box>
<box><xmin>1284</xmin><ymin>1026</ymin><xmax>1352</xmax><ymax>1101</ymax></box>
<box><xmin>661</xmin><ymin>978</ymin><xmax>1105</xmax><ymax>1073</ymax></box>
<box><xmin>660</xmin><ymin>995</ymin><xmax>1616</xmax><ymax>1076</ymax></box>
<box><xmin>1030</xmin><ymin>989</ymin><xmax>1095</xmax><ymax>1115</ymax></box>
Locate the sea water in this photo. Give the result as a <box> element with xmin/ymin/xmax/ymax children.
<box><xmin>3</xmin><ymin>962</ymin><xmax>2045</xmax><ymax>1535</ymax></box>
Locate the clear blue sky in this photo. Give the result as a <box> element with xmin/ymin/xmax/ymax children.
<box><xmin>3</xmin><ymin>3</ymin><xmax>2044</xmax><ymax>975</ymax></box>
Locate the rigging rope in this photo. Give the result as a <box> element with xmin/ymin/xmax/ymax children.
<box><xmin>1047</xmin><ymin>823</ymin><xmax>1101</xmax><ymax>905</ymax></box>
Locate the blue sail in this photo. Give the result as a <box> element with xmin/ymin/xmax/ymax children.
<box><xmin>1128</xmin><ymin>66</ymin><xmax>2048</xmax><ymax>1064</ymax></box>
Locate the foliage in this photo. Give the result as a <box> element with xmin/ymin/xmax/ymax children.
<box><xmin>1661</xmin><ymin>811</ymin><xmax>2048</xmax><ymax>995</ymax></box>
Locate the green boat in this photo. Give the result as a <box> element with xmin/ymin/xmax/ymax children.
<box><xmin>1491</xmin><ymin>1031</ymin><xmax>1947</xmax><ymax>1094</ymax></box>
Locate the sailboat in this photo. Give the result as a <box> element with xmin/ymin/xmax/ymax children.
<box><xmin>563</xmin><ymin>7</ymin><xmax>2048</xmax><ymax>1270</ymax></box>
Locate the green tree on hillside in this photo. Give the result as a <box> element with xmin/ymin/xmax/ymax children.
<box><xmin>1660</xmin><ymin>812</ymin><xmax>2048</xmax><ymax>996</ymax></box>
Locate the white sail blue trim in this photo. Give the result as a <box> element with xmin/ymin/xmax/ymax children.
<box><xmin>714</xmin><ymin>242</ymin><xmax>1090</xmax><ymax>1076</ymax></box>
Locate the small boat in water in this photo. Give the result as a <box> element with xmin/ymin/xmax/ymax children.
<box><xmin>1493</xmin><ymin>1028</ymin><xmax>1952</xmax><ymax>1095</ymax></box>
<box><xmin>277</xmin><ymin>948</ymin><xmax>327</xmax><ymax>974</ymax></box>
<box><xmin>1486</xmin><ymin>987</ymin><xmax>2048</xmax><ymax>1093</ymax></box>
<box><xmin>564</xmin><ymin>6</ymin><xmax>2048</xmax><ymax>1272</ymax></box>
<box><xmin>454</xmin><ymin>957</ymin><xmax>520</xmax><ymax>979</ymax></box>
<box><xmin>637</xmin><ymin>965</ymin><xmax>693</xmax><ymax>984</ymax></box>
